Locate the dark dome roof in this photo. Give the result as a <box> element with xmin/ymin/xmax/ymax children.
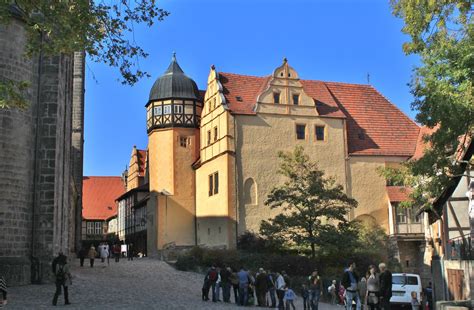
<box><xmin>148</xmin><ymin>54</ymin><xmax>200</xmax><ymax>102</ymax></box>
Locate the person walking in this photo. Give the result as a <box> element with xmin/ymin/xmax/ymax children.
<box><xmin>267</xmin><ymin>270</ymin><xmax>277</xmax><ymax>308</ymax></box>
<box><xmin>100</xmin><ymin>243</ymin><xmax>109</xmax><ymax>267</ymax></box>
<box><xmin>0</xmin><ymin>275</ymin><xmax>7</xmax><ymax>306</ymax></box>
<box><xmin>342</xmin><ymin>262</ymin><xmax>361</xmax><ymax>310</ymax></box>
<box><xmin>202</xmin><ymin>272</ymin><xmax>211</xmax><ymax>301</ymax></box>
<box><xmin>88</xmin><ymin>245</ymin><xmax>97</xmax><ymax>268</ymax></box>
<box><xmin>378</xmin><ymin>263</ymin><xmax>392</xmax><ymax>310</ymax></box>
<box><xmin>309</xmin><ymin>269</ymin><xmax>321</xmax><ymax>310</ymax></box>
<box><xmin>52</xmin><ymin>252</ymin><xmax>71</xmax><ymax>306</ymax></box>
<box><xmin>237</xmin><ymin>266</ymin><xmax>250</xmax><ymax>306</ymax></box>
<box><xmin>284</xmin><ymin>285</ymin><xmax>296</xmax><ymax>310</ymax></box>
<box><xmin>275</xmin><ymin>271</ymin><xmax>286</xmax><ymax>310</ymax></box>
<box><xmin>127</xmin><ymin>243</ymin><xmax>134</xmax><ymax>261</ymax></box>
<box><xmin>255</xmin><ymin>268</ymin><xmax>268</xmax><ymax>307</ymax></box>
<box><xmin>366</xmin><ymin>265</ymin><xmax>380</xmax><ymax>310</ymax></box>
<box><xmin>113</xmin><ymin>243</ymin><xmax>121</xmax><ymax>262</ymax></box>
<box><xmin>302</xmin><ymin>284</ymin><xmax>311</xmax><ymax>310</ymax></box>
<box><xmin>78</xmin><ymin>246</ymin><xmax>86</xmax><ymax>267</ymax></box>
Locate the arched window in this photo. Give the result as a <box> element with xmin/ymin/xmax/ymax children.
<box><xmin>244</xmin><ymin>178</ymin><xmax>257</xmax><ymax>205</ymax></box>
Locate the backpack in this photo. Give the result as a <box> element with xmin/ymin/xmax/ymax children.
<box><xmin>208</xmin><ymin>270</ymin><xmax>218</xmax><ymax>282</ymax></box>
<box><xmin>56</xmin><ymin>263</ymin><xmax>66</xmax><ymax>283</ymax></box>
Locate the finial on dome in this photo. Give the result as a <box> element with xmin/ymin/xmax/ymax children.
<box><xmin>283</xmin><ymin>57</ymin><xmax>288</xmax><ymax>63</ymax></box>
<box><xmin>172</xmin><ymin>51</ymin><xmax>176</xmax><ymax>61</ymax></box>
<box><xmin>211</xmin><ymin>64</ymin><xmax>215</xmax><ymax>70</ymax></box>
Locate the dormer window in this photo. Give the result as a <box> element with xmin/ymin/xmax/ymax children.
<box><xmin>273</xmin><ymin>92</ymin><xmax>280</xmax><ymax>104</ymax></box>
<box><xmin>293</xmin><ymin>94</ymin><xmax>299</xmax><ymax>105</ymax></box>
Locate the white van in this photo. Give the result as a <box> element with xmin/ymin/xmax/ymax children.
<box><xmin>390</xmin><ymin>273</ymin><xmax>423</xmax><ymax>306</ymax></box>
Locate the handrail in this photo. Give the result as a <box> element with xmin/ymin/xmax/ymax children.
<box><xmin>446</xmin><ymin>234</ymin><xmax>473</xmax><ymax>260</ymax></box>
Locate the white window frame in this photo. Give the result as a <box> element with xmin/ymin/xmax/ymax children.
<box><xmin>163</xmin><ymin>105</ymin><xmax>171</xmax><ymax>115</ymax></box>
<box><xmin>95</xmin><ymin>222</ymin><xmax>102</xmax><ymax>235</ymax></box>
<box><xmin>87</xmin><ymin>222</ymin><xmax>94</xmax><ymax>235</ymax></box>
<box><xmin>174</xmin><ymin>104</ymin><xmax>183</xmax><ymax>114</ymax></box>
<box><xmin>154</xmin><ymin>106</ymin><xmax>162</xmax><ymax>116</ymax></box>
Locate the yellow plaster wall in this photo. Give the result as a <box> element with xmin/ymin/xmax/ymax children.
<box><xmin>348</xmin><ymin>156</ymin><xmax>407</xmax><ymax>231</ymax></box>
<box><xmin>235</xmin><ymin>114</ymin><xmax>347</xmax><ymax>234</ymax></box>
<box><xmin>148</xmin><ymin>127</ymin><xmax>198</xmax><ymax>249</ymax></box>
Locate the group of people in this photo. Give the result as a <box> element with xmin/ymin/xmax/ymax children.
<box><xmin>77</xmin><ymin>242</ymin><xmax>135</xmax><ymax>267</ymax></box>
<box><xmin>201</xmin><ymin>266</ymin><xmax>308</xmax><ymax>309</ymax></box>
<box><xmin>200</xmin><ymin>262</ymin><xmax>400</xmax><ymax>310</ymax></box>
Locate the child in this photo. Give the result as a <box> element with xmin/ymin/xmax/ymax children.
<box><xmin>328</xmin><ymin>280</ymin><xmax>337</xmax><ymax>305</ymax></box>
<box><xmin>411</xmin><ymin>291</ymin><xmax>421</xmax><ymax>310</ymax></box>
<box><xmin>284</xmin><ymin>285</ymin><xmax>296</xmax><ymax>310</ymax></box>
<box><xmin>301</xmin><ymin>284</ymin><xmax>310</xmax><ymax>310</ymax></box>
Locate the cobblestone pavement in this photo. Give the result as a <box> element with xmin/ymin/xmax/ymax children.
<box><xmin>5</xmin><ymin>258</ymin><xmax>341</xmax><ymax>309</ymax></box>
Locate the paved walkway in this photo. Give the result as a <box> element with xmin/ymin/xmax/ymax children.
<box><xmin>5</xmin><ymin>258</ymin><xmax>340</xmax><ymax>309</ymax></box>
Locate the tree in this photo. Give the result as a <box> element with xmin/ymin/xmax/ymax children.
<box><xmin>259</xmin><ymin>146</ymin><xmax>357</xmax><ymax>258</ymax></box>
<box><xmin>387</xmin><ymin>1</ymin><xmax>473</xmax><ymax>211</ymax></box>
<box><xmin>0</xmin><ymin>1</ymin><xmax>169</xmax><ymax>108</ymax></box>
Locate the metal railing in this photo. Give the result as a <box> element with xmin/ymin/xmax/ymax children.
<box><xmin>446</xmin><ymin>234</ymin><xmax>474</xmax><ymax>260</ymax></box>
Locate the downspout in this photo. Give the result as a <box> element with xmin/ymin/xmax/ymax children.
<box><xmin>233</xmin><ymin>115</ymin><xmax>239</xmax><ymax>247</ymax></box>
<box><xmin>31</xmin><ymin>31</ymin><xmax>44</xmax><ymax>284</ymax></box>
<box><xmin>342</xmin><ymin>118</ymin><xmax>353</xmax><ymax>220</ymax></box>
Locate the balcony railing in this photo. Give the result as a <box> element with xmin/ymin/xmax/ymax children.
<box><xmin>446</xmin><ymin>234</ymin><xmax>474</xmax><ymax>260</ymax></box>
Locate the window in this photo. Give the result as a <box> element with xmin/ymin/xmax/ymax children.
<box><xmin>95</xmin><ymin>222</ymin><xmax>102</xmax><ymax>235</ymax></box>
<box><xmin>87</xmin><ymin>222</ymin><xmax>94</xmax><ymax>235</ymax></box>
<box><xmin>213</xmin><ymin>126</ymin><xmax>218</xmax><ymax>142</ymax></box>
<box><xmin>209</xmin><ymin>172</ymin><xmax>219</xmax><ymax>196</ymax></box>
<box><xmin>179</xmin><ymin>136</ymin><xmax>189</xmax><ymax>148</ymax></box>
<box><xmin>213</xmin><ymin>98</ymin><xmax>217</xmax><ymax>109</ymax></box>
<box><xmin>273</xmin><ymin>92</ymin><xmax>280</xmax><ymax>104</ymax></box>
<box><xmin>293</xmin><ymin>94</ymin><xmax>299</xmax><ymax>105</ymax></box>
<box><xmin>218</xmin><ymin>227</ymin><xmax>221</xmax><ymax>234</ymax></box>
<box><xmin>174</xmin><ymin>104</ymin><xmax>183</xmax><ymax>114</ymax></box>
<box><xmin>153</xmin><ymin>106</ymin><xmax>162</xmax><ymax>116</ymax></box>
<box><xmin>147</xmin><ymin>109</ymin><xmax>152</xmax><ymax>120</ymax></box>
<box><xmin>207</xmin><ymin>130</ymin><xmax>211</xmax><ymax>145</ymax></box>
<box><xmin>396</xmin><ymin>206</ymin><xmax>407</xmax><ymax>224</ymax></box>
<box><xmin>296</xmin><ymin>124</ymin><xmax>306</xmax><ymax>140</ymax></box>
<box><xmin>315</xmin><ymin>126</ymin><xmax>325</xmax><ymax>141</ymax></box>
<box><xmin>163</xmin><ymin>105</ymin><xmax>171</xmax><ymax>115</ymax></box>
<box><xmin>411</xmin><ymin>207</ymin><xmax>421</xmax><ymax>223</ymax></box>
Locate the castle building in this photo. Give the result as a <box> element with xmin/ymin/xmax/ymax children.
<box><xmin>143</xmin><ymin>55</ymin><xmax>423</xmax><ymax>270</ymax></box>
<box><xmin>0</xmin><ymin>9</ymin><xmax>84</xmax><ymax>285</ymax></box>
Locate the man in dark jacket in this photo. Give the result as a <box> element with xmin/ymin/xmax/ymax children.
<box><xmin>255</xmin><ymin>268</ymin><xmax>268</xmax><ymax>307</ymax></box>
<box><xmin>341</xmin><ymin>262</ymin><xmax>361</xmax><ymax>310</ymax></box>
<box><xmin>378</xmin><ymin>263</ymin><xmax>392</xmax><ymax>310</ymax></box>
<box><xmin>220</xmin><ymin>266</ymin><xmax>232</xmax><ymax>303</ymax></box>
<box><xmin>51</xmin><ymin>252</ymin><xmax>71</xmax><ymax>306</ymax></box>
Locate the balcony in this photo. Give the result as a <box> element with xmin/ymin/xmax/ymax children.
<box><xmin>446</xmin><ymin>234</ymin><xmax>474</xmax><ymax>260</ymax></box>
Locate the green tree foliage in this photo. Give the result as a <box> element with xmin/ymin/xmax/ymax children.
<box><xmin>387</xmin><ymin>1</ymin><xmax>473</xmax><ymax>211</ymax></box>
<box><xmin>259</xmin><ymin>146</ymin><xmax>357</xmax><ymax>258</ymax></box>
<box><xmin>0</xmin><ymin>0</ymin><xmax>169</xmax><ymax>108</ymax></box>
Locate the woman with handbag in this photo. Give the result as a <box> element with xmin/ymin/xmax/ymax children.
<box><xmin>366</xmin><ymin>265</ymin><xmax>380</xmax><ymax>310</ymax></box>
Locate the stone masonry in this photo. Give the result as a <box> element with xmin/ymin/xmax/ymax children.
<box><xmin>0</xmin><ymin>13</ymin><xmax>84</xmax><ymax>285</ymax></box>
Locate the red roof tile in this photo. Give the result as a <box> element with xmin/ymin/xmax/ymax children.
<box><xmin>386</xmin><ymin>186</ymin><xmax>412</xmax><ymax>202</ymax></box>
<box><xmin>412</xmin><ymin>126</ymin><xmax>437</xmax><ymax>160</ymax></box>
<box><xmin>82</xmin><ymin>176</ymin><xmax>125</xmax><ymax>220</ymax></box>
<box><xmin>218</xmin><ymin>72</ymin><xmax>420</xmax><ymax>157</ymax></box>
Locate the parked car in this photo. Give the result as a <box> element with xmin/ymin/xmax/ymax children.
<box><xmin>391</xmin><ymin>273</ymin><xmax>423</xmax><ymax>307</ymax></box>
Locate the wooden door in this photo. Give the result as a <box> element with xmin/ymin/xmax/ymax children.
<box><xmin>447</xmin><ymin>269</ymin><xmax>464</xmax><ymax>300</ymax></box>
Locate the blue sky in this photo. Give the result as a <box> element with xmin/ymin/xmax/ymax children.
<box><xmin>84</xmin><ymin>0</ymin><xmax>419</xmax><ymax>176</ymax></box>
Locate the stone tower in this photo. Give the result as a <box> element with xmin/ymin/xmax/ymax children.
<box><xmin>146</xmin><ymin>54</ymin><xmax>201</xmax><ymax>255</ymax></box>
<box><xmin>0</xmin><ymin>9</ymin><xmax>84</xmax><ymax>285</ymax></box>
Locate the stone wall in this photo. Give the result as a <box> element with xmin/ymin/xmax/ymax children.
<box><xmin>0</xmin><ymin>15</ymin><xmax>84</xmax><ymax>285</ymax></box>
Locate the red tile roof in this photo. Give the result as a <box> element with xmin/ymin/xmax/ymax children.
<box><xmin>82</xmin><ymin>176</ymin><xmax>125</xmax><ymax>220</ymax></box>
<box><xmin>217</xmin><ymin>72</ymin><xmax>420</xmax><ymax>157</ymax></box>
<box><xmin>386</xmin><ymin>186</ymin><xmax>412</xmax><ymax>202</ymax></box>
<box><xmin>412</xmin><ymin>126</ymin><xmax>437</xmax><ymax>160</ymax></box>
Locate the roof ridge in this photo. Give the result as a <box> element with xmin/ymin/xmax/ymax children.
<box><xmin>219</xmin><ymin>71</ymin><xmax>269</xmax><ymax>79</ymax></box>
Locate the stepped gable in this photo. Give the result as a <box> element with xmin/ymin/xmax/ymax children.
<box><xmin>137</xmin><ymin>149</ymin><xmax>147</xmax><ymax>176</ymax></box>
<box><xmin>218</xmin><ymin>71</ymin><xmax>420</xmax><ymax>157</ymax></box>
<box><xmin>83</xmin><ymin>176</ymin><xmax>125</xmax><ymax>220</ymax></box>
